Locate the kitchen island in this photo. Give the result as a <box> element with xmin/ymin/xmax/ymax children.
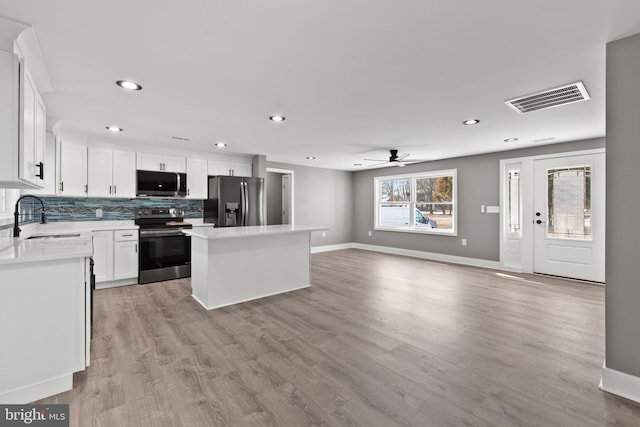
<box><xmin>183</xmin><ymin>225</ymin><xmax>326</xmax><ymax>310</ymax></box>
<box><xmin>0</xmin><ymin>235</ymin><xmax>93</xmax><ymax>403</ymax></box>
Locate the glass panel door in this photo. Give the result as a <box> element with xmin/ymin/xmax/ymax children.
<box><xmin>546</xmin><ymin>166</ymin><xmax>592</xmax><ymax>240</ymax></box>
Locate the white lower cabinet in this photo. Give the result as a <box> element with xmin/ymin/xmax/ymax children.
<box><xmin>92</xmin><ymin>230</ymin><xmax>113</xmax><ymax>282</ymax></box>
<box><xmin>113</xmin><ymin>230</ymin><xmax>139</xmax><ymax>280</ymax></box>
<box><xmin>94</xmin><ymin>229</ymin><xmax>138</xmax><ymax>288</ymax></box>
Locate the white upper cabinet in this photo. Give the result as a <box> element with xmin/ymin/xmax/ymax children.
<box><xmin>88</xmin><ymin>148</ymin><xmax>136</xmax><ymax>198</ymax></box>
<box><xmin>186</xmin><ymin>158</ymin><xmax>208</xmax><ymax>199</ymax></box>
<box><xmin>137</xmin><ymin>153</ymin><xmax>186</xmax><ymax>173</ymax></box>
<box><xmin>22</xmin><ymin>131</ymin><xmax>57</xmax><ymax>196</ymax></box>
<box><xmin>57</xmin><ymin>138</ymin><xmax>87</xmax><ymax>197</ymax></box>
<box><xmin>207</xmin><ymin>155</ymin><xmax>252</xmax><ymax>177</ymax></box>
<box><xmin>112</xmin><ymin>150</ymin><xmax>136</xmax><ymax>197</ymax></box>
<box><xmin>87</xmin><ymin>147</ymin><xmax>112</xmax><ymax>198</ymax></box>
<box><xmin>0</xmin><ymin>51</ymin><xmax>46</xmax><ymax>189</ymax></box>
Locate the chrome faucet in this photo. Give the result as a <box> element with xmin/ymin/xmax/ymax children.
<box><xmin>13</xmin><ymin>195</ymin><xmax>47</xmax><ymax>237</ymax></box>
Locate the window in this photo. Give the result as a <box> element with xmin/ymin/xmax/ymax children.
<box><xmin>507</xmin><ymin>168</ymin><xmax>521</xmax><ymax>233</ymax></box>
<box><xmin>375</xmin><ymin>169</ymin><xmax>457</xmax><ymax>234</ymax></box>
<box><xmin>0</xmin><ymin>189</ymin><xmax>5</xmax><ymax>214</ymax></box>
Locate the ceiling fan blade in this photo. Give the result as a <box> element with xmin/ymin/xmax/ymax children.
<box><xmin>364</xmin><ymin>158</ymin><xmax>388</xmax><ymax>162</ymax></box>
<box><xmin>396</xmin><ymin>153</ymin><xmax>409</xmax><ymax>161</ymax></box>
<box><xmin>397</xmin><ymin>158</ymin><xmax>428</xmax><ymax>163</ymax></box>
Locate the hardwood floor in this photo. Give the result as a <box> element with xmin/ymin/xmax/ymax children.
<box><xmin>39</xmin><ymin>249</ymin><xmax>640</xmax><ymax>426</ymax></box>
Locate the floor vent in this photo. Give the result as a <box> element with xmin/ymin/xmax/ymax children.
<box><xmin>505</xmin><ymin>81</ymin><xmax>590</xmax><ymax>114</ymax></box>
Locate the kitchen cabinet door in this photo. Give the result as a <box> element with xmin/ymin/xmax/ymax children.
<box><xmin>230</xmin><ymin>157</ymin><xmax>252</xmax><ymax>177</ymax></box>
<box><xmin>162</xmin><ymin>155</ymin><xmax>186</xmax><ymax>173</ymax></box>
<box><xmin>187</xmin><ymin>158</ymin><xmax>208</xmax><ymax>199</ymax></box>
<box><xmin>0</xmin><ymin>52</ymin><xmax>44</xmax><ymax>189</ymax></box>
<box><xmin>113</xmin><ymin>240</ymin><xmax>138</xmax><ymax>280</ymax></box>
<box><xmin>207</xmin><ymin>159</ymin><xmax>230</xmax><ymax>176</ymax></box>
<box><xmin>20</xmin><ymin>69</ymin><xmax>37</xmax><ymax>185</ymax></box>
<box><xmin>87</xmin><ymin>147</ymin><xmax>113</xmax><ymax>197</ymax></box>
<box><xmin>22</xmin><ymin>131</ymin><xmax>57</xmax><ymax>196</ymax></box>
<box><xmin>34</xmin><ymin>95</ymin><xmax>46</xmax><ymax>184</ymax></box>
<box><xmin>58</xmin><ymin>140</ymin><xmax>87</xmax><ymax>197</ymax></box>
<box><xmin>208</xmin><ymin>156</ymin><xmax>252</xmax><ymax>177</ymax></box>
<box><xmin>136</xmin><ymin>153</ymin><xmax>163</xmax><ymax>171</ymax></box>
<box><xmin>137</xmin><ymin>153</ymin><xmax>185</xmax><ymax>173</ymax></box>
<box><xmin>92</xmin><ymin>231</ymin><xmax>114</xmax><ymax>283</ymax></box>
<box><xmin>112</xmin><ymin>150</ymin><xmax>136</xmax><ymax>197</ymax></box>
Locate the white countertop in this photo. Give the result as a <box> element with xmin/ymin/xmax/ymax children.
<box><xmin>183</xmin><ymin>224</ymin><xmax>327</xmax><ymax>240</ymax></box>
<box><xmin>0</xmin><ymin>235</ymin><xmax>93</xmax><ymax>265</ymax></box>
<box><xmin>26</xmin><ymin>221</ymin><xmax>138</xmax><ymax>236</ymax></box>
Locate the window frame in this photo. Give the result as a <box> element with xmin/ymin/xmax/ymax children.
<box><xmin>374</xmin><ymin>168</ymin><xmax>458</xmax><ymax>236</ymax></box>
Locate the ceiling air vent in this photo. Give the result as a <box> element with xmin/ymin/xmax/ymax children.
<box><xmin>505</xmin><ymin>81</ymin><xmax>590</xmax><ymax>114</ymax></box>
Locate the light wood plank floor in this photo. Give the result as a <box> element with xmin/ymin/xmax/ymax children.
<box><xmin>39</xmin><ymin>249</ymin><xmax>640</xmax><ymax>426</ymax></box>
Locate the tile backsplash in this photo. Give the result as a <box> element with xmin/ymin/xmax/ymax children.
<box><xmin>0</xmin><ymin>197</ymin><xmax>204</xmax><ymax>230</ymax></box>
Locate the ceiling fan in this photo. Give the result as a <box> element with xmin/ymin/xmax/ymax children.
<box><xmin>364</xmin><ymin>149</ymin><xmax>426</xmax><ymax>167</ymax></box>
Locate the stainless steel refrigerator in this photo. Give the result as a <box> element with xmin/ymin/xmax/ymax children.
<box><xmin>204</xmin><ymin>176</ymin><xmax>264</xmax><ymax>226</ymax></box>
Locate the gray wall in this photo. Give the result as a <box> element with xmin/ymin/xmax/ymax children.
<box><xmin>266</xmin><ymin>171</ymin><xmax>284</xmax><ymax>225</ymax></box>
<box><xmin>606</xmin><ymin>33</ymin><xmax>640</xmax><ymax>376</ymax></box>
<box><xmin>267</xmin><ymin>162</ymin><xmax>354</xmax><ymax>247</ymax></box>
<box><xmin>353</xmin><ymin>138</ymin><xmax>604</xmax><ymax>260</ymax></box>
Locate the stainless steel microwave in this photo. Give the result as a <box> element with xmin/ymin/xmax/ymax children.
<box><xmin>136</xmin><ymin>170</ymin><xmax>187</xmax><ymax>197</ymax></box>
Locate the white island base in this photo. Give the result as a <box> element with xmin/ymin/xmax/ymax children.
<box><xmin>184</xmin><ymin>225</ymin><xmax>325</xmax><ymax>310</ymax></box>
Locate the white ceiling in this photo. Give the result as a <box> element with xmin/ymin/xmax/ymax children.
<box><xmin>2</xmin><ymin>1</ymin><xmax>640</xmax><ymax>171</ymax></box>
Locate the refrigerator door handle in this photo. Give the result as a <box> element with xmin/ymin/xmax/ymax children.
<box><xmin>241</xmin><ymin>181</ymin><xmax>247</xmax><ymax>226</ymax></box>
<box><xmin>259</xmin><ymin>180</ymin><xmax>264</xmax><ymax>225</ymax></box>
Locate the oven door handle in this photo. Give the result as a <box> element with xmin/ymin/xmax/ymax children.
<box><xmin>139</xmin><ymin>229</ymin><xmax>189</xmax><ymax>237</ymax></box>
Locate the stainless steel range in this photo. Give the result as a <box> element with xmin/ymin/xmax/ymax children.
<box><xmin>135</xmin><ymin>208</ymin><xmax>192</xmax><ymax>284</ymax></box>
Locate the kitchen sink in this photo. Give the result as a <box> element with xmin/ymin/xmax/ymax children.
<box><xmin>26</xmin><ymin>234</ymin><xmax>82</xmax><ymax>239</ymax></box>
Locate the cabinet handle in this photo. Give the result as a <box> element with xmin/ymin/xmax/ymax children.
<box><xmin>85</xmin><ymin>184</ymin><xmax>88</xmax><ymax>193</ymax></box>
<box><xmin>60</xmin><ymin>182</ymin><xmax>64</xmax><ymax>192</ymax></box>
<box><xmin>109</xmin><ymin>185</ymin><xmax>112</xmax><ymax>194</ymax></box>
<box><xmin>36</xmin><ymin>162</ymin><xmax>44</xmax><ymax>179</ymax></box>
<box><xmin>114</xmin><ymin>185</ymin><xmax>117</xmax><ymax>195</ymax></box>
<box><xmin>122</xmin><ymin>234</ymin><xmax>133</xmax><ymax>237</ymax></box>
<box><xmin>135</xmin><ymin>243</ymin><xmax>138</xmax><ymax>253</ymax></box>
<box><xmin>187</xmin><ymin>188</ymin><xmax>190</xmax><ymax>196</ymax></box>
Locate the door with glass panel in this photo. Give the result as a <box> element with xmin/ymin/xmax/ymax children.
<box><xmin>533</xmin><ymin>153</ymin><xmax>605</xmax><ymax>282</ymax></box>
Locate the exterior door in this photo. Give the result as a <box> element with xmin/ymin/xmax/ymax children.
<box><xmin>533</xmin><ymin>153</ymin><xmax>605</xmax><ymax>282</ymax></box>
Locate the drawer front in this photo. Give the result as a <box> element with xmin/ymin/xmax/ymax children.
<box><xmin>114</xmin><ymin>230</ymin><xmax>138</xmax><ymax>242</ymax></box>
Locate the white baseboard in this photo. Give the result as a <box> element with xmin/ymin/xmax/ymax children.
<box><xmin>310</xmin><ymin>242</ymin><xmax>501</xmax><ymax>270</ymax></box>
<box><xmin>311</xmin><ymin>243</ymin><xmax>355</xmax><ymax>253</ymax></box>
<box><xmin>0</xmin><ymin>373</ymin><xmax>73</xmax><ymax>404</ymax></box>
<box><xmin>352</xmin><ymin>243</ymin><xmax>502</xmax><ymax>270</ymax></box>
<box><xmin>600</xmin><ymin>362</ymin><xmax>640</xmax><ymax>404</ymax></box>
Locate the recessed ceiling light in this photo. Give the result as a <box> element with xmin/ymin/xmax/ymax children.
<box><xmin>215</xmin><ymin>142</ymin><xmax>227</xmax><ymax>148</ymax></box>
<box><xmin>504</xmin><ymin>137</ymin><xmax>519</xmax><ymax>142</ymax></box>
<box><xmin>106</xmin><ymin>126</ymin><xmax>123</xmax><ymax>132</ymax></box>
<box><xmin>306</xmin><ymin>156</ymin><xmax>316</xmax><ymax>160</ymax></box>
<box><xmin>463</xmin><ymin>119</ymin><xmax>480</xmax><ymax>125</ymax></box>
<box><xmin>116</xmin><ymin>80</ymin><xmax>142</xmax><ymax>91</ymax></box>
<box><xmin>269</xmin><ymin>115</ymin><xmax>286</xmax><ymax>122</ymax></box>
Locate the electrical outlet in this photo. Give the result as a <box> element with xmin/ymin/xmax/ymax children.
<box><xmin>322</xmin><ymin>231</ymin><xmax>326</xmax><ymax>237</ymax></box>
<box><xmin>368</xmin><ymin>230</ymin><xmax>372</xmax><ymax>237</ymax></box>
<box><xmin>461</xmin><ymin>238</ymin><xmax>467</xmax><ymax>246</ymax></box>
<box><xmin>96</xmin><ymin>208</ymin><xmax>103</xmax><ymax>218</ymax></box>
<box><xmin>481</xmin><ymin>205</ymin><xmax>485</xmax><ymax>213</ymax></box>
